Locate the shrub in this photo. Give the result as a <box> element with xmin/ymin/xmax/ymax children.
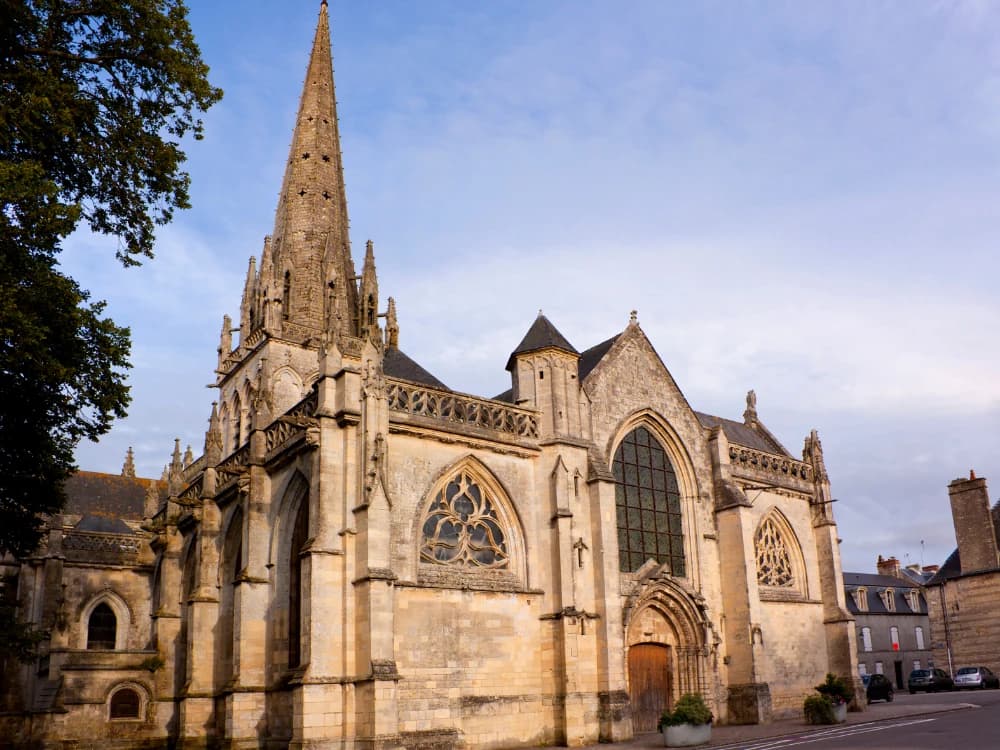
<box><xmin>803</xmin><ymin>694</ymin><xmax>837</xmax><ymax>724</ymax></box>
<box><xmin>658</xmin><ymin>693</ymin><xmax>713</xmax><ymax>730</ymax></box>
<box><xmin>815</xmin><ymin>673</ymin><xmax>852</xmax><ymax>704</ymax></box>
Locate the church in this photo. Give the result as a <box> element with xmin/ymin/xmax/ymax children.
<box><xmin>0</xmin><ymin>4</ymin><xmax>859</xmax><ymax>748</ymax></box>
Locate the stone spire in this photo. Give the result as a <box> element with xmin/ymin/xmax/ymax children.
<box><xmin>217</xmin><ymin>313</ymin><xmax>233</xmax><ymax>372</ymax></box>
<box><xmin>268</xmin><ymin>0</ymin><xmax>357</xmax><ymax>342</ymax></box>
<box><xmin>239</xmin><ymin>256</ymin><xmax>257</xmax><ymax>343</ymax></box>
<box><xmin>358</xmin><ymin>239</ymin><xmax>380</xmax><ymax>341</ymax></box>
<box><xmin>121</xmin><ymin>447</ymin><xmax>136</xmax><ymax>478</ymax></box>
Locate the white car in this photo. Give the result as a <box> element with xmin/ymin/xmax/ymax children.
<box><xmin>954</xmin><ymin>666</ymin><xmax>1000</xmax><ymax>690</ymax></box>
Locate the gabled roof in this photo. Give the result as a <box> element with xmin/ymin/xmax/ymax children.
<box><xmin>694</xmin><ymin>411</ymin><xmax>789</xmax><ymax>457</ymax></box>
<box><xmin>926</xmin><ymin>549</ymin><xmax>962</xmax><ymax>586</ymax></box>
<box><xmin>63</xmin><ymin>472</ymin><xmax>154</xmax><ymax>520</ymax></box>
<box><xmin>506</xmin><ymin>314</ymin><xmax>578</xmax><ymax>371</ymax></box>
<box><xmin>578</xmin><ymin>334</ymin><xmax>620</xmax><ymax>381</ymax></box>
<box><xmin>384</xmin><ymin>347</ymin><xmax>448</xmax><ymax>390</ymax></box>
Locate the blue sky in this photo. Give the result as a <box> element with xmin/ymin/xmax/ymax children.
<box><xmin>62</xmin><ymin>1</ymin><xmax>1000</xmax><ymax>573</ymax></box>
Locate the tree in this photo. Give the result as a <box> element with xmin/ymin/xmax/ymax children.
<box><xmin>0</xmin><ymin>0</ymin><xmax>222</xmax><ymax>566</ymax></box>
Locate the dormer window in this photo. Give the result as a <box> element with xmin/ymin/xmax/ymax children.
<box><xmin>882</xmin><ymin>588</ymin><xmax>896</xmax><ymax>612</ymax></box>
<box><xmin>854</xmin><ymin>587</ymin><xmax>868</xmax><ymax>612</ymax></box>
<box><xmin>907</xmin><ymin>590</ymin><xmax>921</xmax><ymax>611</ymax></box>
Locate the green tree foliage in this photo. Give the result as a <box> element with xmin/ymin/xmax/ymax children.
<box><xmin>0</xmin><ymin>0</ymin><xmax>222</xmax><ymax>570</ymax></box>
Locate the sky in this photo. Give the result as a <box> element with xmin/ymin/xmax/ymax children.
<box><xmin>62</xmin><ymin>1</ymin><xmax>1000</xmax><ymax>574</ymax></box>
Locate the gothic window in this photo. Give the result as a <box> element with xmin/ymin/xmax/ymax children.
<box><xmin>109</xmin><ymin>687</ymin><xmax>141</xmax><ymax>720</ymax></box>
<box><xmin>288</xmin><ymin>498</ymin><xmax>308</xmax><ymax>667</ymax></box>
<box><xmin>232</xmin><ymin>395</ymin><xmax>242</xmax><ymax>450</ymax></box>
<box><xmin>613</xmin><ymin>426</ymin><xmax>685</xmax><ymax>575</ymax></box>
<box><xmin>87</xmin><ymin>603</ymin><xmax>117</xmax><ymax>650</ymax></box>
<box><xmin>754</xmin><ymin>516</ymin><xmax>794</xmax><ymax>587</ymax></box>
<box><xmin>420</xmin><ymin>471</ymin><xmax>509</xmax><ymax>568</ymax></box>
<box><xmin>219</xmin><ymin>508</ymin><xmax>244</xmax><ymax>683</ymax></box>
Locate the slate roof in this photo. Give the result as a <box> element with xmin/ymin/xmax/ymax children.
<box><xmin>694</xmin><ymin>412</ymin><xmax>788</xmax><ymax>456</ymax></box>
<box><xmin>578</xmin><ymin>334</ymin><xmax>620</xmax><ymax>381</ymax></box>
<box><xmin>74</xmin><ymin>515</ymin><xmax>135</xmax><ymax>534</ymax></box>
<box><xmin>506</xmin><ymin>314</ymin><xmax>578</xmax><ymax>371</ymax></box>
<box><xmin>843</xmin><ymin>571</ymin><xmax>927</xmax><ymax>615</ymax></box>
<box><xmin>384</xmin><ymin>347</ymin><xmax>448</xmax><ymax>390</ymax></box>
<box><xmin>63</xmin><ymin>472</ymin><xmax>153</xmax><ymax>520</ymax></box>
<box><xmin>926</xmin><ymin>500</ymin><xmax>1000</xmax><ymax>586</ymax></box>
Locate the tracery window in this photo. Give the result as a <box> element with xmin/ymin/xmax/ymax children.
<box><xmin>613</xmin><ymin>426</ymin><xmax>685</xmax><ymax>575</ymax></box>
<box><xmin>755</xmin><ymin>516</ymin><xmax>795</xmax><ymax>587</ymax></box>
<box><xmin>87</xmin><ymin>602</ymin><xmax>117</xmax><ymax>650</ymax></box>
<box><xmin>420</xmin><ymin>471</ymin><xmax>508</xmax><ymax>568</ymax></box>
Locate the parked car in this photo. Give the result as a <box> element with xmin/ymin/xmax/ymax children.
<box><xmin>908</xmin><ymin>668</ymin><xmax>954</xmax><ymax>694</ymax></box>
<box><xmin>865</xmin><ymin>673</ymin><xmax>894</xmax><ymax>703</ymax></box>
<box><xmin>954</xmin><ymin>666</ymin><xmax>1000</xmax><ymax>690</ymax></box>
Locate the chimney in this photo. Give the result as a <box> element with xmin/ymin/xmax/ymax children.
<box><xmin>948</xmin><ymin>473</ymin><xmax>1000</xmax><ymax>574</ymax></box>
<box><xmin>876</xmin><ymin>555</ymin><xmax>902</xmax><ymax>579</ymax></box>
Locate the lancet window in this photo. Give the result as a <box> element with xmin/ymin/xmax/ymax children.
<box><xmin>612</xmin><ymin>426</ymin><xmax>685</xmax><ymax>575</ymax></box>
<box><xmin>87</xmin><ymin>603</ymin><xmax>117</xmax><ymax>650</ymax></box>
<box><xmin>420</xmin><ymin>471</ymin><xmax>509</xmax><ymax>569</ymax></box>
<box><xmin>754</xmin><ymin>516</ymin><xmax>795</xmax><ymax>588</ymax></box>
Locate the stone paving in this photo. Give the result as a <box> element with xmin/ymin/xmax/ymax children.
<box><xmin>527</xmin><ymin>700</ymin><xmax>974</xmax><ymax>748</ymax></box>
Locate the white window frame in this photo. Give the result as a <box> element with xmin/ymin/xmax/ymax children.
<box><xmin>915</xmin><ymin>626</ymin><xmax>925</xmax><ymax>650</ymax></box>
<box><xmin>861</xmin><ymin>626</ymin><xmax>873</xmax><ymax>652</ymax></box>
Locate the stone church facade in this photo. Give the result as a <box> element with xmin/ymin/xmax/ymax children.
<box><xmin>0</xmin><ymin>4</ymin><xmax>859</xmax><ymax>748</ymax></box>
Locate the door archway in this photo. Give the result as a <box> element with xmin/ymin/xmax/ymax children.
<box><xmin>628</xmin><ymin>642</ymin><xmax>671</xmax><ymax>731</ymax></box>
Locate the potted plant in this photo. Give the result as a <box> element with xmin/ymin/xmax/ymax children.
<box><xmin>804</xmin><ymin>673</ymin><xmax>852</xmax><ymax>724</ymax></box>
<box><xmin>658</xmin><ymin>693</ymin><xmax>713</xmax><ymax>747</ymax></box>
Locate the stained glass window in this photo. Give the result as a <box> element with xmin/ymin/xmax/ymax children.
<box><xmin>420</xmin><ymin>472</ymin><xmax>508</xmax><ymax>568</ymax></box>
<box><xmin>613</xmin><ymin>427</ymin><xmax>685</xmax><ymax>575</ymax></box>
<box><xmin>754</xmin><ymin>516</ymin><xmax>795</xmax><ymax>587</ymax></box>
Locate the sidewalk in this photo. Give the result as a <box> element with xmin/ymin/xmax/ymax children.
<box><xmin>531</xmin><ymin>700</ymin><xmax>975</xmax><ymax>748</ymax></box>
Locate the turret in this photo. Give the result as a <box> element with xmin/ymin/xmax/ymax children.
<box><xmin>358</xmin><ymin>240</ymin><xmax>380</xmax><ymax>341</ymax></box>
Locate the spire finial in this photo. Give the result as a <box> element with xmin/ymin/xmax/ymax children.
<box><xmin>385</xmin><ymin>296</ymin><xmax>399</xmax><ymax>350</ymax></box>
<box><xmin>629</xmin><ymin>310</ymin><xmax>638</xmax><ymax>325</ymax></box>
<box><xmin>121</xmin><ymin>447</ymin><xmax>136</xmax><ymax>478</ymax></box>
<box><xmin>743</xmin><ymin>389</ymin><xmax>758</xmax><ymax>427</ymax></box>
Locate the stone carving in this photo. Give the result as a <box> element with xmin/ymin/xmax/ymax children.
<box><xmin>387</xmin><ymin>381</ymin><xmax>538</xmax><ymax>439</ymax></box>
<box><xmin>216</xmin><ymin>444</ymin><xmax>250</xmax><ymax>486</ymax></box>
<box><xmin>728</xmin><ymin>445</ymin><xmax>811</xmax><ymax>482</ymax></box>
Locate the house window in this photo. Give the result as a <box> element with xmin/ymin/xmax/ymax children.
<box><xmin>890</xmin><ymin>626</ymin><xmax>900</xmax><ymax>650</ymax></box>
<box><xmin>420</xmin><ymin>472</ymin><xmax>509</xmax><ymax>568</ymax></box>
<box><xmin>883</xmin><ymin>588</ymin><xmax>896</xmax><ymax>612</ymax></box>
<box><xmin>861</xmin><ymin>626</ymin><xmax>872</xmax><ymax>652</ymax></box>
<box><xmin>875</xmin><ymin>661</ymin><xmax>884</xmax><ymax>675</ymax></box>
<box><xmin>915</xmin><ymin>626</ymin><xmax>925</xmax><ymax>650</ymax></box>
<box><xmin>613</xmin><ymin>426</ymin><xmax>684</xmax><ymax>575</ymax></box>
<box><xmin>908</xmin><ymin>590</ymin><xmax>921</xmax><ymax>611</ymax></box>
<box><xmin>87</xmin><ymin>603</ymin><xmax>117</xmax><ymax>650</ymax></box>
<box><xmin>109</xmin><ymin>687</ymin><xmax>141</xmax><ymax>720</ymax></box>
<box><xmin>858</xmin><ymin>663</ymin><xmax>868</xmax><ymax>676</ymax></box>
<box><xmin>854</xmin><ymin>587</ymin><xmax>868</xmax><ymax>612</ymax></box>
<box><xmin>913</xmin><ymin>660</ymin><xmax>921</xmax><ymax>671</ymax></box>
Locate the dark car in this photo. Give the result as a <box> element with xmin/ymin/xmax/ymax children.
<box><xmin>954</xmin><ymin>666</ymin><xmax>1000</xmax><ymax>690</ymax></box>
<box><xmin>908</xmin><ymin>668</ymin><xmax>954</xmax><ymax>694</ymax></box>
<box><xmin>866</xmin><ymin>673</ymin><xmax>894</xmax><ymax>703</ymax></box>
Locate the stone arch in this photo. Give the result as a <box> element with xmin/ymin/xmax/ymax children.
<box><xmin>754</xmin><ymin>506</ymin><xmax>808</xmax><ymax>599</ymax></box>
<box><xmin>106</xmin><ymin>680</ymin><xmax>150</xmax><ymax>721</ymax></box>
<box><xmin>624</xmin><ymin>580</ymin><xmax>708</xmax><ymax>730</ymax></box>
<box><xmin>272</xmin><ymin>366</ymin><xmax>304</xmax><ymax>416</ymax></box>
<box><xmin>413</xmin><ymin>455</ymin><xmax>527</xmax><ymax>588</ymax></box>
<box><xmin>607</xmin><ymin>412</ymin><xmax>700</xmax><ymax>578</ymax></box>
<box><xmin>79</xmin><ymin>590</ymin><xmax>132</xmax><ymax>650</ymax></box>
<box><xmin>268</xmin><ymin>470</ymin><xmax>311</xmax><ymax>669</ymax></box>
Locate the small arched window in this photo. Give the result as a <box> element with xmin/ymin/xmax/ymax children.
<box><xmin>612</xmin><ymin>426</ymin><xmax>684</xmax><ymax>575</ymax></box>
<box><xmin>87</xmin><ymin>602</ymin><xmax>117</xmax><ymax>650</ymax></box>
<box><xmin>109</xmin><ymin>687</ymin><xmax>141</xmax><ymax>719</ymax></box>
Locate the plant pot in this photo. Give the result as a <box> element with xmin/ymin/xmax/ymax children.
<box><xmin>663</xmin><ymin>722</ymin><xmax>712</xmax><ymax>747</ymax></box>
<box><xmin>833</xmin><ymin>702</ymin><xmax>847</xmax><ymax>723</ymax></box>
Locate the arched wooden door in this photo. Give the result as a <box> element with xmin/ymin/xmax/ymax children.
<box><xmin>628</xmin><ymin>642</ymin><xmax>671</xmax><ymax>732</ymax></box>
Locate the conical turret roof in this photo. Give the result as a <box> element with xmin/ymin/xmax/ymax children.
<box><xmin>506</xmin><ymin>313</ymin><xmax>578</xmax><ymax>371</ymax></box>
